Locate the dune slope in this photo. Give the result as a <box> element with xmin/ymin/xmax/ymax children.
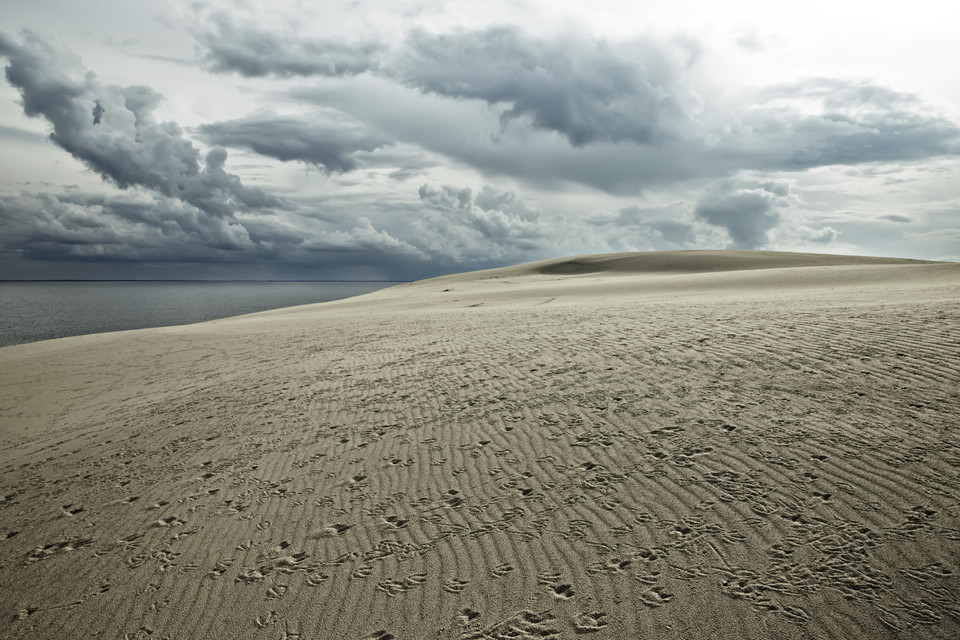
<box><xmin>1</xmin><ymin>251</ymin><xmax>958</xmax><ymax>639</ymax></box>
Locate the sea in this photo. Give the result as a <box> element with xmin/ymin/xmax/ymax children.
<box><xmin>0</xmin><ymin>281</ymin><xmax>399</xmax><ymax>348</ymax></box>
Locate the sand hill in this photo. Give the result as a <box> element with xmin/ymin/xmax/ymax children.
<box><xmin>1</xmin><ymin>250</ymin><xmax>958</xmax><ymax>639</ymax></box>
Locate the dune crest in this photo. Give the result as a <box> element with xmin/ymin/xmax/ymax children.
<box><xmin>420</xmin><ymin>250</ymin><xmax>938</xmax><ymax>282</ymax></box>
<box><xmin>1</xmin><ymin>251</ymin><xmax>958</xmax><ymax>639</ymax></box>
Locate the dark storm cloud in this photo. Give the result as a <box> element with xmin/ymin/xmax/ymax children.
<box><xmin>193</xmin><ymin>12</ymin><xmax>385</xmax><ymax>78</ymax></box>
<box><xmin>392</xmin><ymin>27</ymin><xmax>696</xmax><ymax>146</ymax></box>
<box><xmin>197</xmin><ymin>112</ymin><xmax>394</xmax><ymax>174</ymax></box>
<box><xmin>191</xmin><ymin>18</ymin><xmax>960</xmax><ymax>195</ymax></box>
<box><xmin>0</xmin><ymin>190</ymin><xmax>427</xmax><ymax>276</ymax></box>
<box><xmin>0</xmin><ymin>30</ymin><xmax>279</xmax><ymax>218</ymax></box>
<box><xmin>195</xmin><ymin>21</ymin><xmax>698</xmax><ymax>148</ymax></box>
<box><xmin>0</xmin><ymin>192</ymin><xmax>254</xmax><ymax>262</ymax></box>
<box><xmin>694</xmin><ymin>179</ymin><xmax>792</xmax><ymax>249</ymax></box>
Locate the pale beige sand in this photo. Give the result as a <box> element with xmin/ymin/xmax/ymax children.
<box><xmin>1</xmin><ymin>250</ymin><xmax>959</xmax><ymax>639</ymax></box>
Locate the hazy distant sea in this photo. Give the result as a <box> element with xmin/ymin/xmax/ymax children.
<box><xmin>0</xmin><ymin>281</ymin><xmax>399</xmax><ymax>348</ymax></box>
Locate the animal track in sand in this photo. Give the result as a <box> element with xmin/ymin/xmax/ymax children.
<box><xmin>361</xmin><ymin>631</ymin><xmax>395</xmax><ymax>640</ymax></box>
<box><xmin>537</xmin><ymin>571</ymin><xmax>563</xmax><ymax>585</ymax></box>
<box><xmin>376</xmin><ymin>572</ymin><xmax>428</xmax><ymax>597</ymax></box>
<box><xmin>638</xmin><ymin>586</ymin><xmax>673</xmax><ymax>607</ymax></box>
<box><xmin>311</xmin><ymin>523</ymin><xmax>352</xmax><ymax>538</ymax></box>
<box><xmin>26</xmin><ymin>538</ymin><xmax>93</xmax><ymax>563</ymax></box>
<box><xmin>457</xmin><ymin>608</ymin><xmax>481</xmax><ymax>625</ymax></box>
<box><xmin>351</xmin><ymin>565</ymin><xmax>374</xmax><ymax>579</ymax></box>
<box><xmin>491</xmin><ymin>562</ymin><xmax>515</xmax><ymax>578</ymax></box>
<box><xmin>254</xmin><ymin>611</ymin><xmax>279</xmax><ymax>628</ymax></box>
<box><xmin>631</xmin><ymin>547</ymin><xmax>667</xmax><ymax>563</ymax></box>
<box><xmin>382</xmin><ymin>515</ymin><xmax>408</xmax><ymax>529</ymax></box>
<box><xmin>550</xmin><ymin>583</ymin><xmax>576</xmax><ymax>599</ymax></box>
<box><xmin>305</xmin><ymin>572</ymin><xmax>330</xmax><ymax>586</ymax></box>
<box><xmin>206</xmin><ymin>558</ymin><xmax>234</xmax><ymax>579</ymax></box>
<box><xmin>572</xmin><ymin>611</ymin><xmax>609</xmax><ymax>633</ymax></box>
<box><xmin>444</xmin><ymin>578</ymin><xmax>469</xmax><ymax>594</ymax></box>
<box><xmin>586</xmin><ymin>557</ymin><xmax>632</xmax><ymax>575</ymax></box>
<box><xmin>266</xmin><ymin>584</ymin><xmax>288</xmax><ymax>599</ymax></box>
<box><xmin>151</xmin><ymin>515</ymin><xmax>186</xmax><ymax>528</ymax></box>
<box><xmin>236</xmin><ymin>568</ymin><xmax>267</xmax><ymax>584</ymax></box>
<box><xmin>460</xmin><ymin>610</ymin><xmax>560</xmax><ymax>640</ymax></box>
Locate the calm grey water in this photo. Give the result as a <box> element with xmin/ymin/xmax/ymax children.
<box><xmin>0</xmin><ymin>281</ymin><xmax>399</xmax><ymax>348</ymax></box>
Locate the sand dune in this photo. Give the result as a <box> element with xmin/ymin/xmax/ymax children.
<box><xmin>1</xmin><ymin>251</ymin><xmax>958</xmax><ymax>639</ymax></box>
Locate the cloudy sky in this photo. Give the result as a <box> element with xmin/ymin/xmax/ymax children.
<box><xmin>1</xmin><ymin>0</ymin><xmax>958</xmax><ymax>280</ymax></box>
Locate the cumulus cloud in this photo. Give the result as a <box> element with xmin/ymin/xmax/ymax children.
<box><xmin>197</xmin><ymin>111</ymin><xmax>395</xmax><ymax>174</ymax></box>
<box><xmin>0</xmin><ymin>29</ymin><xmax>279</xmax><ymax>218</ymax></box>
<box><xmin>415</xmin><ymin>183</ymin><xmax>549</xmax><ymax>263</ymax></box>
<box><xmin>804</xmin><ymin>226</ymin><xmax>841</xmax><ymax>244</ymax></box>
<box><xmin>694</xmin><ymin>179</ymin><xmax>793</xmax><ymax>249</ymax></box>
<box><xmin>419</xmin><ymin>183</ymin><xmax>542</xmax><ymax>240</ymax></box>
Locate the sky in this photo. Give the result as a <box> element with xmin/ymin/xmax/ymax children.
<box><xmin>1</xmin><ymin>0</ymin><xmax>958</xmax><ymax>280</ymax></box>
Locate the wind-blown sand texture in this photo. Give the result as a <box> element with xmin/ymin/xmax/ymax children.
<box><xmin>1</xmin><ymin>250</ymin><xmax>959</xmax><ymax>639</ymax></box>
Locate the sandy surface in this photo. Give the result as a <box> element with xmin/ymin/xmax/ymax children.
<box><xmin>1</xmin><ymin>250</ymin><xmax>958</xmax><ymax>639</ymax></box>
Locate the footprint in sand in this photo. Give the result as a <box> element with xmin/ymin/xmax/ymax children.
<box><xmin>572</xmin><ymin>611</ymin><xmax>609</xmax><ymax>633</ymax></box>
<box><xmin>457</xmin><ymin>608</ymin><xmax>481</xmax><ymax>625</ymax></box>
<box><xmin>550</xmin><ymin>584</ymin><xmax>575</xmax><ymax>600</ymax></box>
<box><xmin>351</xmin><ymin>565</ymin><xmax>374</xmax><ymax>579</ymax></box>
<box><xmin>151</xmin><ymin>515</ymin><xmax>186</xmax><ymax>528</ymax></box>
<box><xmin>537</xmin><ymin>571</ymin><xmax>563</xmax><ymax>585</ymax></box>
<box><xmin>206</xmin><ymin>559</ymin><xmax>234</xmax><ymax>580</ymax></box>
<box><xmin>266</xmin><ymin>584</ymin><xmax>288</xmax><ymax>599</ymax></box>
<box><xmin>587</xmin><ymin>558</ymin><xmax>632</xmax><ymax>575</ymax></box>
<box><xmin>638</xmin><ymin>586</ymin><xmax>673</xmax><ymax>607</ymax></box>
<box><xmin>254</xmin><ymin>610</ymin><xmax>279</xmax><ymax>629</ymax></box>
<box><xmin>491</xmin><ymin>563</ymin><xmax>515</xmax><ymax>578</ymax></box>
<box><xmin>306</xmin><ymin>572</ymin><xmax>330</xmax><ymax>586</ymax></box>
<box><xmin>312</xmin><ymin>523</ymin><xmax>352</xmax><ymax>538</ymax></box>
<box><xmin>361</xmin><ymin>631</ymin><xmax>395</xmax><ymax>640</ymax></box>
<box><xmin>461</xmin><ymin>610</ymin><xmax>559</xmax><ymax>640</ymax></box>
<box><xmin>235</xmin><ymin>568</ymin><xmax>267</xmax><ymax>584</ymax></box>
<box><xmin>444</xmin><ymin>578</ymin><xmax>469</xmax><ymax>594</ymax></box>
<box><xmin>382</xmin><ymin>515</ymin><xmax>408</xmax><ymax>529</ymax></box>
